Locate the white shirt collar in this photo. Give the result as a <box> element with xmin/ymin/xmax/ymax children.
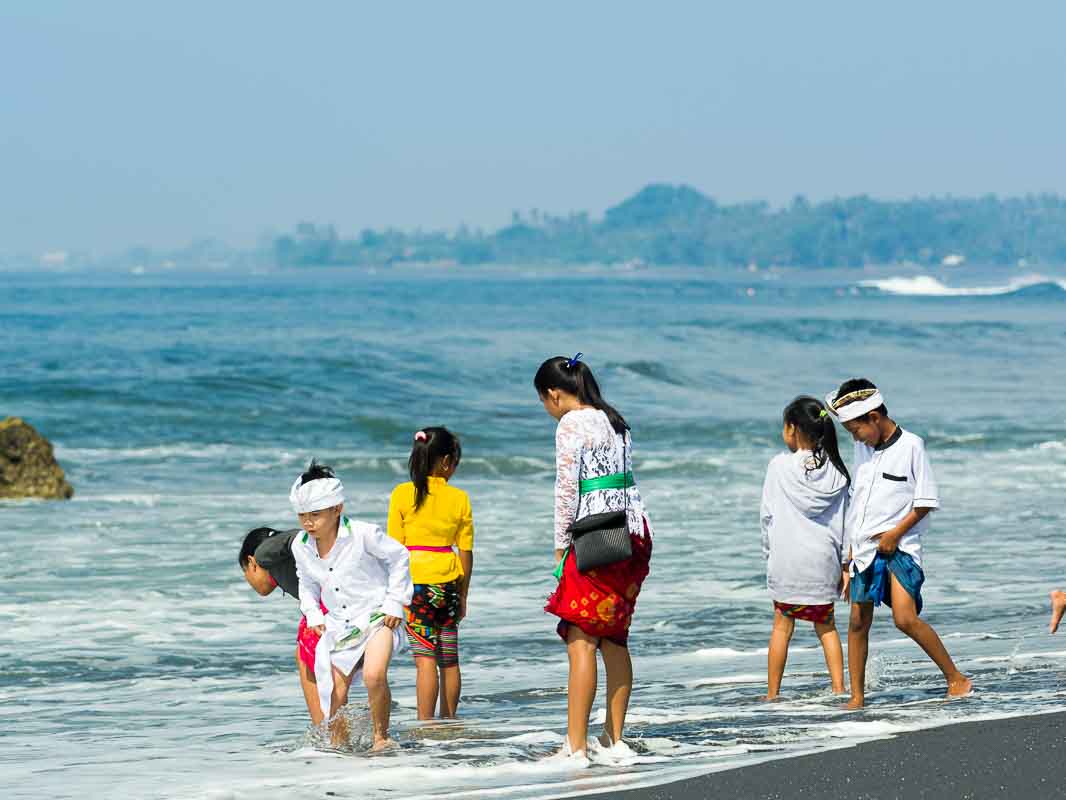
<box><xmin>299</xmin><ymin>516</ymin><xmax>352</xmax><ymax>548</ymax></box>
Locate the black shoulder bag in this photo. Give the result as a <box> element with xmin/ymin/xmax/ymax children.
<box><xmin>567</xmin><ymin>431</ymin><xmax>634</xmax><ymax>572</ymax></box>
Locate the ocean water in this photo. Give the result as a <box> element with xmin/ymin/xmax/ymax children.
<box><xmin>2</xmin><ymin>265</ymin><xmax>1065</xmax><ymax>799</ymax></box>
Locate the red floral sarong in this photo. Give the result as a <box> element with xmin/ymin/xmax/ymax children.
<box><xmin>545</xmin><ymin>523</ymin><xmax>652</xmax><ymax>647</ymax></box>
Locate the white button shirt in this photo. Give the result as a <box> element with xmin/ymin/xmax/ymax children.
<box><xmin>293</xmin><ymin>516</ymin><xmax>413</xmax><ymax>633</ymax></box>
<box><xmin>848</xmin><ymin>427</ymin><xmax>939</xmax><ymax>574</ymax></box>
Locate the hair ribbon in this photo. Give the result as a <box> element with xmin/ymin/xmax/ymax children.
<box><xmin>414</xmin><ymin>430</ymin><xmax>428</xmax><ymax>442</ymax></box>
<box><xmin>565</xmin><ymin>352</ymin><xmax>583</xmax><ymax>369</ymax></box>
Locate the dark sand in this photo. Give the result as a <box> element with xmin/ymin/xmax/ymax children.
<box><xmin>596</xmin><ymin>710</ymin><xmax>1066</xmax><ymax>800</ymax></box>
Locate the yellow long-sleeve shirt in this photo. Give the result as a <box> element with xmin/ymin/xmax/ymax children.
<box><xmin>387</xmin><ymin>477</ymin><xmax>474</xmax><ymax>585</ymax></box>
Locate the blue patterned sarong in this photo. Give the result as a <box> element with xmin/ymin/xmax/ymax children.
<box><xmin>851</xmin><ymin>550</ymin><xmax>925</xmax><ymax>615</ymax></box>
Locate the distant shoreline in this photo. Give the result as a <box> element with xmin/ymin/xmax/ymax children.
<box><xmin>7</xmin><ymin>185</ymin><xmax>1066</xmax><ymax>273</ymax></box>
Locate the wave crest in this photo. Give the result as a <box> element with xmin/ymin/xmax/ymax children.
<box><xmin>859</xmin><ymin>274</ymin><xmax>1066</xmax><ymax>297</ymax></box>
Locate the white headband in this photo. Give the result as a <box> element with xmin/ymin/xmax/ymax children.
<box><xmin>289</xmin><ymin>476</ymin><xmax>345</xmax><ymax>514</ymax></box>
<box><xmin>825</xmin><ymin>389</ymin><xmax>885</xmax><ymax>422</ymax></box>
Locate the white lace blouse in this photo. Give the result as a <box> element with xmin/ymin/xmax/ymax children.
<box><xmin>554</xmin><ymin>408</ymin><xmax>650</xmax><ymax>550</ymax></box>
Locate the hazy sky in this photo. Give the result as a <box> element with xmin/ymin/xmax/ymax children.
<box><xmin>3</xmin><ymin>2</ymin><xmax>1065</xmax><ymax>253</ymax></box>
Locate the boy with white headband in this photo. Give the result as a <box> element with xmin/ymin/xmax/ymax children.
<box><xmin>290</xmin><ymin>461</ymin><xmax>413</xmax><ymax>749</ymax></box>
<box><xmin>826</xmin><ymin>379</ymin><xmax>971</xmax><ymax>709</ymax></box>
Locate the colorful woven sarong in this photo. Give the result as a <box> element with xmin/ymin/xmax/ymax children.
<box><xmin>405</xmin><ymin>580</ymin><xmax>462</xmax><ymax>667</ymax></box>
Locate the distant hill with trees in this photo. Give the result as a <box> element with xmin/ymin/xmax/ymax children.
<box><xmin>11</xmin><ymin>185</ymin><xmax>1065</xmax><ymax>273</ymax></box>
<box><xmin>272</xmin><ymin>184</ymin><xmax>1066</xmax><ymax>269</ymax></box>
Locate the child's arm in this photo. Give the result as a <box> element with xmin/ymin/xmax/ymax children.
<box><xmin>457</xmin><ymin>494</ymin><xmax>474</xmax><ymax>620</ymax></box>
<box><xmin>365</xmin><ymin>523</ymin><xmax>414</xmax><ymax>628</ymax></box>
<box><xmin>386</xmin><ymin>487</ymin><xmax>406</xmax><ymax>545</ymax></box>
<box><xmin>873</xmin><ymin>441</ymin><xmax>938</xmax><ymax>554</ymax></box>
<box><xmin>458</xmin><ymin>549</ymin><xmax>473</xmax><ymax>620</ymax></box>
<box><xmin>872</xmin><ymin>507</ymin><xmax>932</xmax><ymax>554</ymax></box>
<box><xmin>759</xmin><ymin>461</ymin><xmax>775</xmax><ymax>561</ymax></box>
<box><xmin>553</xmin><ymin>416</ymin><xmax>582</xmax><ymax>561</ymax></box>
<box><xmin>294</xmin><ymin>551</ymin><xmax>326</xmax><ymax>631</ymax></box>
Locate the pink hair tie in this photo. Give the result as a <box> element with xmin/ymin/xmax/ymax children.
<box><xmin>414</xmin><ymin>431</ymin><xmax>428</xmax><ymax>442</ymax></box>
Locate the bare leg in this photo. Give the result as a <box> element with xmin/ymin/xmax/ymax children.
<box><xmin>329</xmin><ymin>664</ymin><xmax>355</xmax><ymax>746</ymax></box>
<box><xmin>362</xmin><ymin>627</ymin><xmax>397</xmax><ymax>750</ymax></box>
<box><xmin>888</xmin><ymin>574</ymin><xmax>972</xmax><ymax>698</ymax></box>
<box><xmin>600</xmin><ymin>639</ymin><xmax>632</xmax><ymax>744</ymax></box>
<box><xmin>439</xmin><ymin>665</ymin><xmax>461</xmax><ymax>718</ymax></box>
<box><xmin>296</xmin><ymin>647</ymin><xmax>325</xmax><ymax>725</ymax></box>
<box><xmin>413</xmin><ymin>656</ymin><xmax>439</xmax><ymax>720</ymax></box>
<box><xmin>565</xmin><ymin>625</ymin><xmax>599</xmax><ymax>755</ymax></box>
<box><xmin>814</xmin><ymin>619</ymin><xmax>846</xmax><ymax>694</ymax></box>
<box><xmin>1050</xmin><ymin>590</ymin><xmax>1066</xmax><ymax>634</ymax></box>
<box><xmin>846</xmin><ymin>602</ymin><xmax>874</xmax><ymax>709</ymax></box>
<box><xmin>764</xmin><ymin>610</ymin><xmax>795</xmax><ymax>700</ymax></box>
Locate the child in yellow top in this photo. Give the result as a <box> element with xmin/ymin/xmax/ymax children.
<box><xmin>387</xmin><ymin>426</ymin><xmax>474</xmax><ymax>719</ymax></box>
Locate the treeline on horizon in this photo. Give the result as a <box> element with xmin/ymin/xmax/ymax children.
<box><xmin>274</xmin><ymin>184</ymin><xmax>1066</xmax><ymax>269</ymax></box>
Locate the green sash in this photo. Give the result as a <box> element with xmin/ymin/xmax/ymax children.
<box><xmin>579</xmin><ymin>472</ymin><xmax>635</xmax><ymax>494</ymax></box>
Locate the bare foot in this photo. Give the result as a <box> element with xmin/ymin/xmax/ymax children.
<box><xmin>1050</xmin><ymin>590</ymin><xmax>1066</xmax><ymax>634</ymax></box>
<box><xmin>946</xmin><ymin>675</ymin><xmax>973</xmax><ymax>699</ymax></box>
<box><xmin>370</xmin><ymin>737</ymin><xmax>397</xmax><ymax>752</ymax></box>
<box><xmin>759</xmin><ymin>693</ymin><xmax>781</xmax><ymax>702</ymax></box>
<box><xmin>842</xmin><ymin>695</ymin><xmax>864</xmax><ymax>710</ymax></box>
<box><xmin>831</xmin><ymin>685</ymin><xmax>847</xmax><ymax>695</ymax></box>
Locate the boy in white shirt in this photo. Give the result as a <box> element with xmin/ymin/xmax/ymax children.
<box><xmin>290</xmin><ymin>461</ymin><xmax>413</xmax><ymax>749</ymax></box>
<box><xmin>826</xmin><ymin>379</ymin><xmax>972</xmax><ymax>709</ymax></box>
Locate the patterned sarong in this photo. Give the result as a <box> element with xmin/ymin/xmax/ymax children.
<box><xmin>774</xmin><ymin>600</ymin><xmax>835</xmax><ymax>624</ymax></box>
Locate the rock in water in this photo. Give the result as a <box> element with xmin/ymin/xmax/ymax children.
<box><xmin>0</xmin><ymin>418</ymin><xmax>74</xmax><ymax>500</ymax></box>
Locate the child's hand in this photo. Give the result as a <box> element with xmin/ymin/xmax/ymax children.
<box><xmin>382</xmin><ymin>614</ymin><xmax>403</xmax><ymax>630</ymax></box>
<box><xmin>311</xmin><ymin>624</ymin><xmax>326</xmax><ymax>635</ymax></box>
<box><xmin>840</xmin><ymin>570</ymin><xmax>851</xmax><ymax>600</ymax></box>
<box><xmin>872</xmin><ymin>528</ymin><xmax>900</xmax><ymax>554</ymax></box>
<box><xmin>458</xmin><ymin>595</ymin><xmax>468</xmax><ymax>622</ymax></box>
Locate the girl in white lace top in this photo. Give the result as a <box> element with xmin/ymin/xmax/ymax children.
<box><xmin>553</xmin><ymin>407</ymin><xmax>649</xmax><ymax>551</ymax></box>
<box><xmin>535</xmin><ymin>354</ymin><xmax>653</xmax><ymax>764</ymax></box>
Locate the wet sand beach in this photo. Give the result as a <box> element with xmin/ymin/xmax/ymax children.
<box><xmin>602</xmin><ymin>710</ymin><xmax>1066</xmax><ymax>800</ymax></box>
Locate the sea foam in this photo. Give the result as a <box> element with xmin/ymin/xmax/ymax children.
<box><xmin>859</xmin><ymin>273</ymin><xmax>1066</xmax><ymax>297</ymax></box>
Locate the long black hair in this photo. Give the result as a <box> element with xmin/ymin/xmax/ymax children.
<box><xmin>238</xmin><ymin>526</ymin><xmax>280</xmax><ymax>569</ymax></box>
<box><xmin>534</xmin><ymin>356</ymin><xmax>629</xmax><ymax>434</ymax></box>
<box><xmin>409</xmin><ymin>427</ymin><xmax>462</xmax><ymax>510</ymax></box>
<box><xmin>784</xmin><ymin>396</ymin><xmax>850</xmax><ymax>483</ymax></box>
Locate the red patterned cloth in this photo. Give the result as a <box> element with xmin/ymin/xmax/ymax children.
<box><xmin>545</xmin><ymin>522</ymin><xmax>652</xmax><ymax>647</ymax></box>
<box><xmin>773</xmin><ymin>600</ymin><xmax>835</xmax><ymax>624</ymax></box>
<box><xmin>296</xmin><ymin>601</ymin><xmax>329</xmax><ymax>670</ymax></box>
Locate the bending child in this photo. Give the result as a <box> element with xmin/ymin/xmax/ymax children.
<box><xmin>387</xmin><ymin>427</ymin><xmax>474</xmax><ymax>720</ymax></box>
<box><xmin>239</xmin><ymin>526</ymin><xmax>328</xmax><ymax>725</ymax></box>
<box><xmin>290</xmin><ymin>461</ymin><xmax>413</xmax><ymax>750</ymax></box>
<box><xmin>760</xmin><ymin>396</ymin><xmax>850</xmax><ymax>699</ymax></box>
<box><xmin>826</xmin><ymin>379</ymin><xmax>972</xmax><ymax>709</ymax></box>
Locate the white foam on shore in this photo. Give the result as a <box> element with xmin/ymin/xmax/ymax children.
<box><xmin>684</xmin><ymin>673</ymin><xmax>767</xmax><ymax>687</ymax></box>
<box><xmin>694</xmin><ymin>646</ymin><xmax>816</xmax><ymax>659</ymax></box>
